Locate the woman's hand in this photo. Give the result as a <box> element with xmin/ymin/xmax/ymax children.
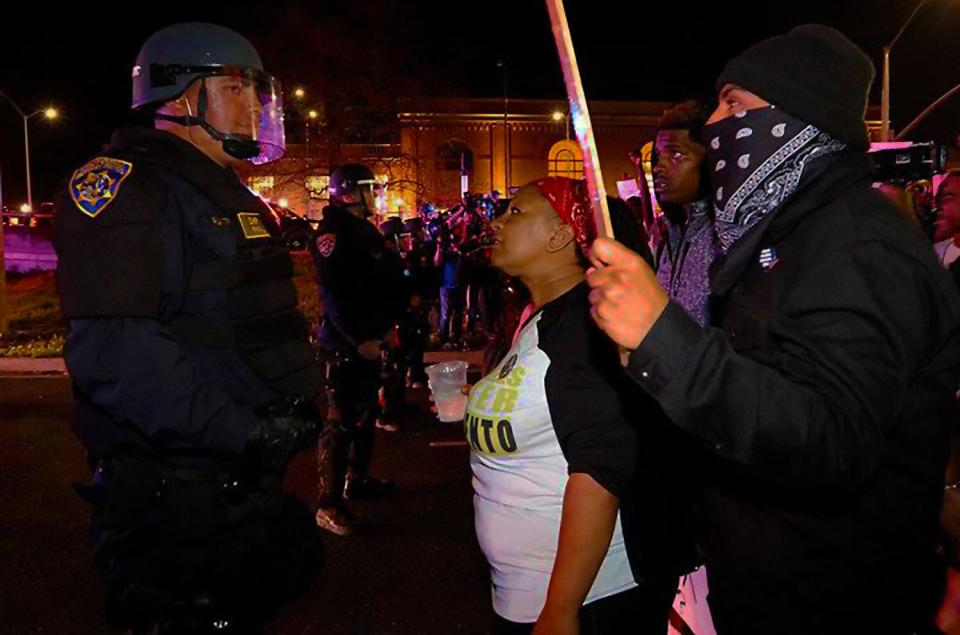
<box><xmin>532</xmin><ymin>608</ymin><xmax>579</xmax><ymax>635</ymax></box>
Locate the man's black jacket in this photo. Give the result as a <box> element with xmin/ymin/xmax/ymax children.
<box><xmin>629</xmin><ymin>151</ymin><xmax>960</xmax><ymax>634</ymax></box>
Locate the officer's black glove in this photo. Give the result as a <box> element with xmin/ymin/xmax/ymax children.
<box><xmin>245</xmin><ymin>414</ymin><xmax>320</xmax><ymax>471</ymax></box>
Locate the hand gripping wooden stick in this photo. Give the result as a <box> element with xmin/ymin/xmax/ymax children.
<box><xmin>546</xmin><ymin>0</ymin><xmax>614</xmax><ymax>240</ymax></box>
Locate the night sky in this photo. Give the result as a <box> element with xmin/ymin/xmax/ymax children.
<box><xmin>1</xmin><ymin>0</ymin><xmax>957</xmax><ymax>206</ymax></box>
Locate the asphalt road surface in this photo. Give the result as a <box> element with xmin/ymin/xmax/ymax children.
<box><xmin>0</xmin><ymin>374</ymin><xmax>495</xmax><ymax>634</ymax></box>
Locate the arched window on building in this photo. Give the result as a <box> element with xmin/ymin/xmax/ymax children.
<box><xmin>437</xmin><ymin>139</ymin><xmax>474</xmax><ymax>172</ymax></box>
<box><xmin>547</xmin><ymin>140</ymin><xmax>584</xmax><ymax>179</ymax></box>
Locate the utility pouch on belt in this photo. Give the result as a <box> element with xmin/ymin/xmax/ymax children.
<box><xmin>104</xmin><ymin>457</ymin><xmax>164</xmax><ymax>529</ymax></box>
<box><xmin>158</xmin><ymin>475</ymin><xmax>227</xmax><ymax>537</ymax></box>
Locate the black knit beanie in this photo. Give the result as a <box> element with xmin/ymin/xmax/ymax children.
<box><xmin>716</xmin><ymin>24</ymin><xmax>875</xmax><ymax>152</ymax></box>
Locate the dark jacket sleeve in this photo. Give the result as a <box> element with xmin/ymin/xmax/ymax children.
<box><xmin>314</xmin><ymin>229</ymin><xmax>364</xmax><ymax>348</ymax></box>
<box><xmin>65</xmin><ymin>318</ymin><xmax>259</xmax><ymax>453</ymax></box>
<box><xmin>543</xmin><ymin>309</ymin><xmax>640</xmax><ymax>499</ymax></box>
<box><xmin>627</xmin><ymin>242</ymin><xmax>947</xmax><ymax>500</ymax></box>
<box><xmin>53</xmin><ymin>166</ymin><xmax>166</xmax><ymax>318</ymax></box>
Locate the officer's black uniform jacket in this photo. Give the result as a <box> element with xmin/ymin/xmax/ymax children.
<box><xmin>54</xmin><ymin>128</ymin><xmax>322</xmax><ymax>461</ymax></box>
<box><xmin>628</xmin><ymin>152</ymin><xmax>960</xmax><ymax>633</ymax></box>
<box><xmin>311</xmin><ymin>205</ymin><xmax>406</xmax><ymax>353</ymax></box>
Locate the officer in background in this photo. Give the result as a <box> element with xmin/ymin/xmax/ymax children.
<box><xmin>313</xmin><ymin>163</ymin><xmax>406</xmax><ymax>535</ymax></box>
<box><xmin>54</xmin><ymin>23</ymin><xmax>323</xmax><ymax>634</ymax></box>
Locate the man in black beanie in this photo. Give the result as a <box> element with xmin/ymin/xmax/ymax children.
<box><xmin>587</xmin><ymin>24</ymin><xmax>960</xmax><ymax>634</ymax></box>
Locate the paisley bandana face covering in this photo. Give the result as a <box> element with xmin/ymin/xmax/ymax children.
<box><xmin>704</xmin><ymin>105</ymin><xmax>845</xmax><ymax>251</ymax></box>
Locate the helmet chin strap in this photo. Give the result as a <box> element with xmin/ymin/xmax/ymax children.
<box><xmin>342</xmin><ymin>198</ymin><xmax>373</xmax><ymax>218</ymax></box>
<box><xmin>338</xmin><ymin>190</ymin><xmax>375</xmax><ymax>217</ymax></box>
<box><xmin>154</xmin><ymin>80</ymin><xmax>260</xmax><ymax>160</ymax></box>
<box><xmin>358</xmin><ymin>194</ymin><xmax>375</xmax><ymax>217</ymax></box>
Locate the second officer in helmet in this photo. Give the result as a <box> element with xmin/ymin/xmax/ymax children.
<box><xmin>312</xmin><ymin>163</ymin><xmax>407</xmax><ymax>535</ymax></box>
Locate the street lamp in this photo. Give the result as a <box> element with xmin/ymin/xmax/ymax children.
<box><xmin>881</xmin><ymin>0</ymin><xmax>930</xmax><ymax>141</ymax></box>
<box><xmin>497</xmin><ymin>59</ymin><xmax>511</xmax><ymax>192</ymax></box>
<box><xmin>0</xmin><ymin>91</ymin><xmax>59</xmax><ymax>211</ymax></box>
<box><xmin>293</xmin><ymin>87</ymin><xmax>306</xmax><ymax>100</ymax></box>
<box><xmin>305</xmin><ymin>109</ymin><xmax>319</xmax><ymax>150</ymax></box>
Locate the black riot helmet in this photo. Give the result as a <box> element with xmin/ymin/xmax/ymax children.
<box><xmin>329</xmin><ymin>163</ymin><xmax>382</xmax><ymax>216</ymax></box>
<box><xmin>132</xmin><ymin>23</ymin><xmax>286</xmax><ymax>164</ymax></box>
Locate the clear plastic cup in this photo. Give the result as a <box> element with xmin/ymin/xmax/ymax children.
<box><xmin>425</xmin><ymin>360</ymin><xmax>470</xmax><ymax>422</ymax></box>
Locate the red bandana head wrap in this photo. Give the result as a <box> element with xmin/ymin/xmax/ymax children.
<box><xmin>533</xmin><ymin>177</ymin><xmax>596</xmax><ymax>254</ymax></box>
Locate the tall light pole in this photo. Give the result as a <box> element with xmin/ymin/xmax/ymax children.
<box><xmin>552</xmin><ymin>110</ymin><xmax>570</xmax><ymax>142</ymax></box>
<box><xmin>306</xmin><ymin>109</ymin><xmax>319</xmax><ymax>152</ymax></box>
<box><xmin>0</xmin><ymin>91</ymin><xmax>58</xmax><ymax>210</ymax></box>
<box><xmin>0</xmin><ymin>164</ymin><xmax>6</xmax><ymax>336</ymax></box>
<box><xmin>497</xmin><ymin>60</ymin><xmax>511</xmax><ymax>193</ymax></box>
<box><xmin>0</xmin><ymin>94</ymin><xmax>57</xmax><ymax>337</ymax></box>
<box><xmin>881</xmin><ymin>0</ymin><xmax>930</xmax><ymax>141</ymax></box>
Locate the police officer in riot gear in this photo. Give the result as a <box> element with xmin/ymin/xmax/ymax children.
<box><xmin>312</xmin><ymin>163</ymin><xmax>406</xmax><ymax>535</ymax></box>
<box><xmin>54</xmin><ymin>23</ymin><xmax>323</xmax><ymax>634</ymax></box>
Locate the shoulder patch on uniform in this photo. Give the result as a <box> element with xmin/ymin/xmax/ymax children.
<box><xmin>69</xmin><ymin>157</ymin><xmax>134</xmax><ymax>218</ymax></box>
<box><xmin>316</xmin><ymin>233</ymin><xmax>337</xmax><ymax>257</ymax></box>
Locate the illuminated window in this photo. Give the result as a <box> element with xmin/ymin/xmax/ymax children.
<box><xmin>547</xmin><ymin>140</ymin><xmax>583</xmax><ymax>179</ymax></box>
<box><xmin>248</xmin><ymin>176</ymin><xmax>275</xmax><ymax>196</ymax></box>
<box><xmin>305</xmin><ymin>175</ymin><xmax>330</xmax><ymax>199</ymax></box>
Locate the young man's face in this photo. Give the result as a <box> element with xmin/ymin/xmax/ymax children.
<box><xmin>707</xmin><ymin>84</ymin><xmax>771</xmax><ymax>124</ymax></box>
<box><xmin>653</xmin><ymin>129</ymin><xmax>706</xmax><ymax>205</ymax></box>
<box><xmin>935</xmin><ymin>175</ymin><xmax>960</xmax><ymax>241</ymax></box>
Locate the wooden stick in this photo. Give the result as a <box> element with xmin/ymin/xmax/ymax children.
<box><xmin>546</xmin><ymin>0</ymin><xmax>614</xmax><ymax>240</ymax></box>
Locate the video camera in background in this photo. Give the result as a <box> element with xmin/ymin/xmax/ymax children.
<box><xmin>869</xmin><ymin>141</ymin><xmax>947</xmax><ymax>184</ymax></box>
<box><xmin>868</xmin><ymin>141</ymin><xmax>950</xmax><ymax>239</ymax></box>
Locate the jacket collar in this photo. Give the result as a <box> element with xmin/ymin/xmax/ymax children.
<box><xmin>108</xmin><ymin>127</ymin><xmax>249</xmax><ymax>204</ymax></box>
<box><xmin>709</xmin><ymin>150</ymin><xmax>874</xmax><ymax>301</ymax></box>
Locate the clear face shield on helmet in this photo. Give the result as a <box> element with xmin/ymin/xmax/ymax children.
<box><xmin>355</xmin><ymin>178</ymin><xmax>386</xmax><ymax>216</ymax></box>
<box><xmin>165</xmin><ymin>64</ymin><xmax>286</xmax><ymax>164</ymax></box>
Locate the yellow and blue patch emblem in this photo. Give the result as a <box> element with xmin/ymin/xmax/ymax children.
<box><xmin>69</xmin><ymin>157</ymin><xmax>133</xmax><ymax>218</ymax></box>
